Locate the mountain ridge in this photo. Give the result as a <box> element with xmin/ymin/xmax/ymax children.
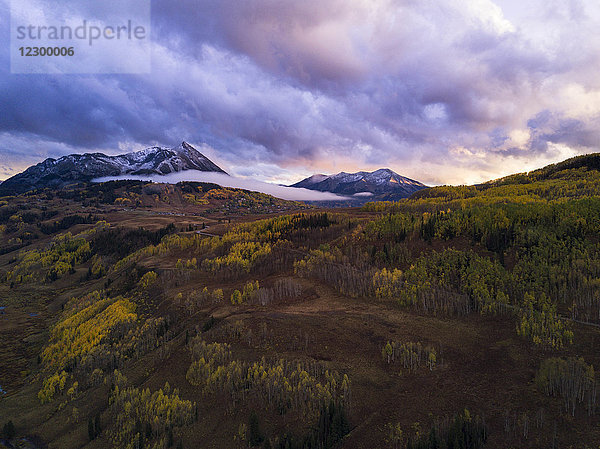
<box><xmin>290</xmin><ymin>168</ymin><xmax>427</xmax><ymax>200</ymax></box>
<box><xmin>487</xmin><ymin>152</ymin><xmax>600</xmax><ymax>186</ymax></box>
<box><xmin>0</xmin><ymin>142</ymin><xmax>226</xmax><ymax>195</ymax></box>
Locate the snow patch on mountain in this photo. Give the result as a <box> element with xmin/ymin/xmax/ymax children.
<box><xmin>0</xmin><ymin>141</ymin><xmax>226</xmax><ymax>194</ymax></box>
<box><xmin>290</xmin><ymin>168</ymin><xmax>427</xmax><ymax>199</ymax></box>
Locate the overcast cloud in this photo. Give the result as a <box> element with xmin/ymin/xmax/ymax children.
<box><xmin>1</xmin><ymin>0</ymin><xmax>600</xmax><ymax>185</ymax></box>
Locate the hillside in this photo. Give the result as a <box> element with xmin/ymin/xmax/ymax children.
<box><xmin>1</xmin><ymin>157</ymin><xmax>600</xmax><ymax>448</ymax></box>
<box><xmin>494</xmin><ymin>153</ymin><xmax>600</xmax><ymax>184</ymax></box>
<box><xmin>408</xmin><ymin>152</ymin><xmax>600</xmax><ymax>205</ymax></box>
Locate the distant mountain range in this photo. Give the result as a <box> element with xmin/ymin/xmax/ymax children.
<box><xmin>0</xmin><ymin>142</ymin><xmax>428</xmax><ymax>201</ymax></box>
<box><xmin>0</xmin><ymin>142</ymin><xmax>226</xmax><ymax>195</ymax></box>
<box><xmin>290</xmin><ymin>168</ymin><xmax>427</xmax><ymax>201</ymax></box>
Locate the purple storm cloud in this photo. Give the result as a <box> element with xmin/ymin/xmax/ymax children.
<box><xmin>1</xmin><ymin>0</ymin><xmax>600</xmax><ymax>186</ymax></box>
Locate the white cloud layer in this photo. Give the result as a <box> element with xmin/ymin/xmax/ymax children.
<box><xmin>93</xmin><ymin>171</ymin><xmax>346</xmax><ymax>201</ymax></box>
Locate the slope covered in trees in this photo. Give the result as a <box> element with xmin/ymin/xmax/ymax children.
<box><xmin>1</xmin><ymin>155</ymin><xmax>600</xmax><ymax>448</ymax></box>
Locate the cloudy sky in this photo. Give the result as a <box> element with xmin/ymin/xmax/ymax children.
<box><xmin>1</xmin><ymin>0</ymin><xmax>600</xmax><ymax>185</ymax></box>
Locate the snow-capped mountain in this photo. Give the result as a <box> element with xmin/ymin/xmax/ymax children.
<box><xmin>0</xmin><ymin>142</ymin><xmax>226</xmax><ymax>194</ymax></box>
<box><xmin>291</xmin><ymin>168</ymin><xmax>427</xmax><ymax>199</ymax></box>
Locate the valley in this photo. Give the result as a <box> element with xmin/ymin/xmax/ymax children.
<box><xmin>2</xmin><ymin>154</ymin><xmax>600</xmax><ymax>448</ymax></box>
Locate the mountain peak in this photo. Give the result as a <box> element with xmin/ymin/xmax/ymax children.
<box><xmin>301</xmin><ymin>174</ymin><xmax>329</xmax><ymax>185</ymax></box>
<box><xmin>178</xmin><ymin>141</ymin><xmax>195</xmax><ymax>151</ymax></box>
<box><xmin>290</xmin><ymin>168</ymin><xmax>427</xmax><ymax>201</ymax></box>
<box><xmin>0</xmin><ymin>142</ymin><xmax>226</xmax><ymax>195</ymax></box>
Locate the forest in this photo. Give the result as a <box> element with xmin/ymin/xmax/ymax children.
<box><xmin>2</xmin><ymin>154</ymin><xmax>600</xmax><ymax>448</ymax></box>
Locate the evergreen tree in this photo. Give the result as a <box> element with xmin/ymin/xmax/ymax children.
<box><xmin>3</xmin><ymin>420</ymin><xmax>15</xmax><ymax>440</ymax></box>
<box><xmin>95</xmin><ymin>414</ymin><xmax>101</xmax><ymax>436</ymax></box>
<box><xmin>88</xmin><ymin>418</ymin><xmax>95</xmax><ymax>441</ymax></box>
<box><xmin>248</xmin><ymin>411</ymin><xmax>265</xmax><ymax>446</ymax></box>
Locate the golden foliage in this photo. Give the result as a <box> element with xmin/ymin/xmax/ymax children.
<box><xmin>109</xmin><ymin>382</ymin><xmax>195</xmax><ymax>449</ymax></box>
<box><xmin>186</xmin><ymin>337</ymin><xmax>351</xmax><ymax>418</ymax></box>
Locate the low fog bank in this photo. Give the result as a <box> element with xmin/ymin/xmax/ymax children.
<box><xmin>93</xmin><ymin>170</ymin><xmax>347</xmax><ymax>202</ymax></box>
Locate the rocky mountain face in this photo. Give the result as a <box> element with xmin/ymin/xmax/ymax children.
<box><xmin>0</xmin><ymin>142</ymin><xmax>226</xmax><ymax>194</ymax></box>
<box><xmin>291</xmin><ymin>168</ymin><xmax>427</xmax><ymax>200</ymax></box>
